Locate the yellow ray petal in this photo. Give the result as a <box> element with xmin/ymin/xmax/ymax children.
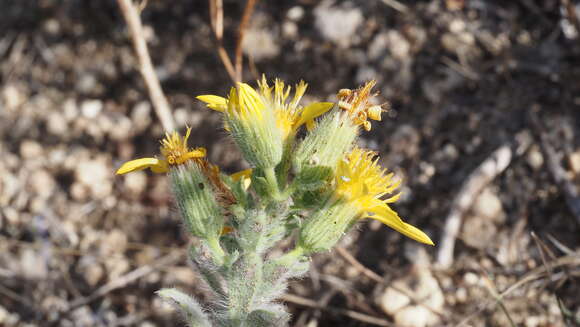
<box><xmin>365</xmin><ymin>204</ymin><xmax>434</xmax><ymax>245</ymax></box>
<box><xmin>116</xmin><ymin>157</ymin><xmax>167</xmax><ymax>175</ymax></box>
<box><xmin>231</xmin><ymin>168</ymin><xmax>252</xmax><ymax>190</ymax></box>
<box><xmin>230</xmin><ymin>168</ymin><xmax>253</xmax><ymax>181</ymax></box>
<box><xmin>196</xmin><ymin>95</ymin><xmax>228</xmax><ymax>112</ymax></box>
<box><xmin>295</xmin><ymin>102</ymin><xmax>334</xmax><ymax>128</ymax></box>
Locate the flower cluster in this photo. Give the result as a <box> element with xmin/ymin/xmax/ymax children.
<box><xmin>116</xmin><ymin>77</ymin><xmax>433</xmax><ymax>327</ymax></box>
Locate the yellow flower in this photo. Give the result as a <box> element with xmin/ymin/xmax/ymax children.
<box><xmin>197</xmin><ymin>76</ymin><xmax>334</xmax><ymax>139</ymax></box>
<box><xmin>231</xmin><ymin>168</ymin><xmax>252</xmax><ymax>190</ymax></box>
<box><xmin>337</xmin><ymin>80</ymin><xmax>386</xmax><ymax>131</ymax></box>
<box><xmin>257</xmin><ymin>76</ymin><xmax>334</xmax><ymax>139</ymax></box>
<box><xmin>334</xmin><ymin>148</ymin><xmax>434</xmax><ymax>245</ymax></box>
<box><xmin>116</xmin><ymin>127</ymin><xmax>206</xmax><ymax>175</ymax></box>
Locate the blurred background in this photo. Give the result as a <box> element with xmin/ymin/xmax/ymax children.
<box><xmin>1</xmin><ymin>0</ymin><xmax>580</xmax><ymax>326</ymax></box>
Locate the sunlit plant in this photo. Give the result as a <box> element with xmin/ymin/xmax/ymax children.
<box><xmin>116</xmin><ymin>77</ymin><xmax>433</xmax><ymax>327</ymax></box>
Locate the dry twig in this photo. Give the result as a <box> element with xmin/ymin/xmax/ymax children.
<box><xmin>336</xmin><ymin>247</ymin><xmax>446</xmax><ymax>318</ymax></box>
<box><xmin>208</xmin><ymin>0</ymin><xmax>258</xmax><ymax>83</ymax></box>
<box><xmin>209</xmin><ymin>0</ymin><xmax>236</xmax><ymax>82</ymax></box>
<box><xmin>234</xmin><ymin>0</ymin><xmax>258</xmax><ymax>82</ymax></box>
<box><xmin>117</xmin><ymin>0</ymin><xmax>175</xmax><ymax>132</ymax></box>
<box><xmin>436</xmin><ymin>131</ymin><xmax>532</xmax><ymax>268</ymax></box>
<box><xmin>63</xmin><ymin>251</ymin><xmax>183</xmax><ymax>312</ymax></box>
<box><xmin>529</xmin><ymin>109</ymin><xmax>580</xmax><ymax>226</ymax></box>
<box><xmin>380</xmin><ymin>0</ymin><xmax>409</xmax><ymax>13</ymax></box>
<box><xmin>282</xmin><ymin>293</ymin><xmax>394</xmax><ymax>326</ymax></box>
<box><xmin>455</xmin><ymin>252</ymin><xmax>580</xmax><ymax>326</ymax></box>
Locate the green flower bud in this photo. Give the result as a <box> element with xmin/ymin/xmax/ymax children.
<box><xmin>297</xmin><ymin>199</ymin><xmax>359</xmax><ymax>253</ymax></box>
<box><xmin>170</xmin><ymin>161</ymin><xmax>224</xmax><ymax>240</ymax></box>
<box><xmin>199</xmin><ymin>83</ymin><xmax>283</xmax><ymax>169</ymax></box>
<box><xmin>293</xmin><ymin>110</ymin><xmax>358</xmax><ymax>176</ymax></box>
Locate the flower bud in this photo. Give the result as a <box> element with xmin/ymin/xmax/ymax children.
<box><xmin>201</xmin><ymin>83</ymin><xmax>283</xmax><ymax>169</ymax></box>
<box><xmin>170</xmin><ymin>161</ymin><xmax>224</xmax><ymax>240</ymax></box>
<box><xmin>293</xmin><ymin>110</ymin><xmax>358</xmax><ymax>175</ymax></box>
<box><xmin>297</xmin><ymin>200</ymin><xmax>358</xmax><ymax>253</ymax></box>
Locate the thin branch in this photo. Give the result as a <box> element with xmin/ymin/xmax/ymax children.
<box><xmin>234</xmin><ymin>0</ymin><xmax>258</xmax><ymax>82</ymax></box>
<box><xmin>335</xmin><ymin>247</ymin><xmax>445</xmax><ymax>318</ymax></box>
<box><xmin>117</xmin><ymin>0</ymin><xmax>175</xmax><ymax>132</ymax></box>
<box><xmin>561</xmin><ymin>0</ymin><xmax>580</xmax><ymax>38</ymax></box>
<box><xmin>282</xmin><ymin>293</ymin><xmax>394</xmax><ymax>326</ymax></box>
<box><xmin>455</xmin><ymin>252</ymin><xmax>580</xmax><ymax>326</ymax></box>
<box><xmin>379</xmin><ymin>0</ymin><xmax>409</xmax><ymax>14</ymax></box>
<box><xmin>63</xmin><ymin>251</ymin><xmax>183</xmax><ymax>312</ymax></box>
<box><xmin>209</xmin><ymin>0</ymin><xmax>236</xmax><ymax>83</ymax></box>
<box><xmin>530</xmin><ymin>109</ymin><xmax>580</xmax><ymax>226</ymax></box>
<box><xmin>209</xmin><ymin>0</ymin><xmax>223</xmax><ymax>40</ymax></box>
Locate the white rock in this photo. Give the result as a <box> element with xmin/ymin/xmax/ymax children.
<box><xmin>472</xmin><ymin>187</ymin><xmax>505</xmax><ymax>223</ymax></box>
<box><xmin>63</xmin><ymin>98</ymin><xmax>79</xmax><ymax>121</ymax></box>
<box><xmin>77</xmin><ymin>74</ymin><xmax>97</xmax><ymax>94</ymax></box>
<box><xmin>43</xmin><ymin>18</ymin><xmax>61</xmax><ymax>35</ymax></box>
<box><xmin>109</xmin><ymin>115</ymin><xmax>133</xmax><ymax>141</ymax></box>
<box><xmin>463</xmin><ymin>272</ymin><xmax>479</xmax><ymax>285</ymax></box>
<box><xmin>526</xmin><ymin>146</ymin><xmax>544</xmax><ymax>170</ymax></box>
<box><xmin>28</xmin><ymin>169</ymin><xmax>56</xmax><ymax>199</ymax></box>
<box><xmin>81</xmin><ymin>99</ymin><xmax>103</xmax><ymax>118</ymax></box>
<box><xmin>314</xmin><ymin>1</ymin><xmax>363</xmax><ymax>46</ymax></box>
<box><xmin>124</xmin><ymin>170</ymin><xmax>147</xmax><ymax>196</ymax></box>
<box><xmin>287</xmin><ymin>6</ymin><xmax>304</xmax><ymax>21</ymax></box>
<box><xmin>394</xmin><ymin>306</ymin><xmax>432</xmax><ymax>327</ymax></box>
<box><xmin>131</xmin><ymin>101</ymin><xmax>152</xmax><ymax>131</ymax></box>
<box><xmin>379</xmin><ymin>262</ymin><xmax>444</xmax><ymax>327</ymax></box>
<box><xmin>569</xmin><ymin>151</ymin><xmax>580</xmax><ymax>173</ymax></box>
<box><xmin>242</xmin><ymin>29</ymin><xmax>280</xmax><ymax>61</ymax></box>
<box><xmin>462</xmin><ymin>216</ymin><xmax>497</xmax><ymax>249</ymax></box>
<box><xmin>449</xmin><ymin>19</ymin><xmax>466</xmax><ymax>33</ymax></box>
<box><xmin>100</xmin><ymin>229</ymin><xmax>128</xmax><ymax>257</ymax></box>
<box><xmin>2</xmin><ymin>84</ymin><xmax>25</xmax><ymax>110</ymax></box>
<box><xmin>282</xmin><ymin>21</ymin><xmax>298</xmax><ymax>39</ymax></box>
<box><xmin>386</xmin><ymin>30</ymin><xmax>411</xmax><ymax>60</ymax></box>
<box><xmin>20</xmin><ymin>248</ymin><xmax>48</xmax><ymax>279</ymax></box>
<box><xmin>47</xmin><ymin>111</ymin><xmax>68</xmax><ymax>136</ymax></box>
<box><xmin>19</xmin><ymin>140</ymin><xmax>43</xmax><ymax>159</ymax></box>
<box><xmin>75</xmin><ymin>157</ymin><xmax>112</xmax><ymax>199</ymax></box>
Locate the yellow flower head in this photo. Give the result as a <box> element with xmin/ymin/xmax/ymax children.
<box><xmin>257</xmin><ymin>76</ymin><xmax>334</xmax><ymax>139</ymax></box>
<box><xmin>116</xmin><ymin>127</ymin><xmax>206</xmax><ymax>175</ymax></box>
<box><xmin>337</xmin><ymin>80</ymin><xmax>387</xmax><ymax>131</ymax></box>
<box><xmin>334</xmin><ymin>148</ymin><xmax>434</xmax><ymax>245</ymax></box>
<box><xmin>197</xmin><ymin>76</ymin><xmax>334</xmax><ymax>140</ymax></box>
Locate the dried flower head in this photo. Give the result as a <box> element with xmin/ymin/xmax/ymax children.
<box><xmin>116</xmin><ymin>127</ymin><xmax>206</xmax><ymax>175</ymax></box>
<box><xmin>337</xmin><ymin>80</ymin><xmax>388</xmax><ymax>131</ymax></box>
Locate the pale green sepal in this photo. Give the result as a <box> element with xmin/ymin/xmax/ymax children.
<box><xmin>156</xmin><ymin>288</ymin><xmax>212</xmax><ymax>327</ymax></box>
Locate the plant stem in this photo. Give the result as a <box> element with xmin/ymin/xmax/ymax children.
<box><xmin>206</xmin><ymin>236</ymin><xmax>225</xmax><ymax>266</ymax></box>
<box><xmin>264</xmin><ymin>166</ymin><xmax>283</xmax><ymax>201</ymax></box>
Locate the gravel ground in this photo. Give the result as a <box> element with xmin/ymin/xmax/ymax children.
<box><xmin>1</xmin><ymin>0</ymin><xmax>580</xmax><ymax>326</ymax></box>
